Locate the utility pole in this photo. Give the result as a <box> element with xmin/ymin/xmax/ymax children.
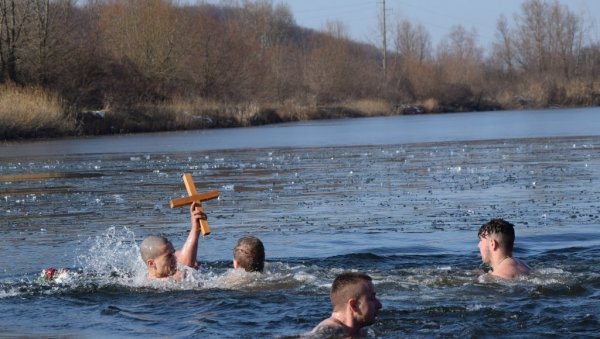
<box><xmin>381</xmin><ymin>0</ymin><xmax>387</xmax><ymax>79</ymax></box>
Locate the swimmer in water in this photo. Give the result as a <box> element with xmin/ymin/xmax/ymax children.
<box><xmin>140</xmin><ymin>203</ymin><xmax>204</xmax><ymax>281</ymax></box>
<box><xmin>232</xmin><ymin>236</ymin><xmax>265</xmax><ymax>273</ymax></box>
<box><xmin>477</xmin><ymin>218</ymin><xmax>531</xmax><ymax>280</ymax></box>
<box><xmin>218</xmin><ymin>236</ymin><xmax>266</xmax><ymax>286</ymax></box>
<box><xmin>141</xmin><ymin>203</ymin><xmax>266</xmax><ymax>281</ymax></box>
<box><xmin>311</xmin><ymin>272</ymin><xmax>382</xmax><ymax>337</ymax></box>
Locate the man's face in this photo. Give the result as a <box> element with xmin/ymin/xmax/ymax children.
<box><xmin>354</xmin><ymin>280</ymin><xmax>382</xmax><ymax>327</ymax></box>
<box><xmin>152</xmin><ymin>242</ymin><xmax>178</xmax><ymax>278</ymax></box>
<box><xmin>478</xmin><ymin>235</ymin><xmax>491</xmax><ymax>264</ymax></box>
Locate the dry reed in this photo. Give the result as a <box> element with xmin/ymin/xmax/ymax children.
<box><xmin>419</xmin><ymin>98</ymin><xmax>439</xmax><ymax>113</ymax></box>
<box><xmin>342</xmin><ymin>99</ymin><xmax>391</xmax><ymax>116</ymax></box>
<box><xmin>0</xmin><ymin>84</ymin><xmax>75</xmax><ymax>138</ymax></box>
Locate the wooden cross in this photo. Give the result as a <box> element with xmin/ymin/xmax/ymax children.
<box><xmin>169</xmin><ymin>173</ymin><xmax>220</xmax><ymax>236</ymax></box>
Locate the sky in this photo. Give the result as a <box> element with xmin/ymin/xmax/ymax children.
<box><xmin>280</xmin><ymin>0</ymin><xmax>600</xmax><ymax>49</ymax></box>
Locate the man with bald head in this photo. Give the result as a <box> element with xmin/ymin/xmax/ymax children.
<box><xmin>311</xmin><ymin>272</ymin><xmax>382</xmax><ymax>337</ymax></box>
<box><xmin>140</xmin><ymin>203</ymin><xmax>203</xmax><ymax>280</ymax></box>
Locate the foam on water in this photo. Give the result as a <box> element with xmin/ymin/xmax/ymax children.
<box><xmin>4</xmin><ymin>226</ymin><xmax>582</xmax><ymax>300</ymax></box>
<box><xmin>0</xmin><ymin>227</ymin><xmax>332</xmax><ymax>298</ymax></box>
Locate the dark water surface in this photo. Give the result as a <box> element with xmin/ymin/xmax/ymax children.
<box><xmin>1</xmin><ymin>109</ymin><xmax>599</xmax><ymax>337</ymax></box>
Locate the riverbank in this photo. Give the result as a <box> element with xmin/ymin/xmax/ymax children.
<box><xmin>2</xmin><ymin>81</ymin><xmax>598</xmax><ymax>141</ymax></box>
<box><xmin>0</xmin><ymin>93</ymin><xmax>491</xmax><ymax>141</ymax></box>
<box><xmin>73</xmin><ymin>99</ymin><xmax>439</xmax><ymax>136</ymax></box>
<box><xmin>1</xmin><ymin>1</ymin><xmax>599</xmax><ymax>142</ymax></box>
<box><xmin>0</xmin><ymin>94</ymin><xmax>577</xmax><ymax>141</ymax></box>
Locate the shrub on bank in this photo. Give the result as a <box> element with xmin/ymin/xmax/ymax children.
<box><xmin>161</xmin><ymin>98</ymin><xmax>313</xmax><ymax>128</ymax></box>
<box><xmin>8</xmin><ymin>81</ymin><xmax>597</xmax><ymax>140</ymax></box>
<box><xmin>419</xmin><ymin>98</ymin><xmax>439</xmax><ymax>113</ymax></box>
<box><xmin>0</xmin><ymin>85</ymin><xmax>75</xmax><ymax>139</ymax></box>
<box><xmin>79</xmin><ymin>99</ymin><xmax>289</xmax><ymax>135</ymax></box>
<box><xmin>342</xmin><ymin>99</ymin><xmax>392</xmax><ymax>116</ymax></box>
<box><xmin>78</xmin><ymin>97</ymin><xmax>397</xmax><ymax>136</ymax></box>
<box><xmin>492</xmin><ymin>78</ymin><xmax>600</xmax><ymax>109</ymax></box>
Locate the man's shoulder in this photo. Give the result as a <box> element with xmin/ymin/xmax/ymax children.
<box><xmin>512</xmin><ymin>258</ymin><xmax>531</xmax><ymax>276</ymax></box>
<box><xmin>495</xmin><ymin>258</ymin><xmax>531</xmax><ymax>279</ymax></box>
<box><xmin>311</xmin><ymin>318</ymin><xmax>346</xmax><ymax>336</ymax></box>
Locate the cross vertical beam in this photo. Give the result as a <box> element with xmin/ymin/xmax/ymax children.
<box><xmin>169</xmin><ymin>173</ymin><xmax>220</xmax><ymax>236</ymax></box>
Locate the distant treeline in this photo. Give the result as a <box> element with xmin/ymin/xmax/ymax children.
<box><xmin>0</xmin><ymin>0</ymin><xmax>599</xmax><ymax>140</ymax></box>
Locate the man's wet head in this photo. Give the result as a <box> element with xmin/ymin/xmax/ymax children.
<box><xmin>233</xmin><ymin>236</ymin><xmax>265</xmax><ymax>272</ymax></box>
<box><xmin>330</xmin><ymin>272</ymin><xmax>382</xmax><ymax>328</ymax></box>
<box><xmin>140</xmin><ymin>235</ymin><xmax>178</xmax><ymax>278</ymax></box>
<box><xmin>478</xmin><ymin>218</ymin><xmax>515</xmax><ymax>264</ymax></box>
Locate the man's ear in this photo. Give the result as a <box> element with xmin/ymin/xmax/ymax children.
<box><xmin>233</xmin><ymin>259</ymin><xmax>241</xmax><ymax>269</ymax></box>
<box><xmin>147</xmin><ymin>259</ymin><xmax>155</xmax><ymax>269</ymax></box>
<box><xmin>489</xmin><ymin>238</ymin><xmax>498</xmax><ymax>250</ymax></box>
<box><xmin>348</xmin><ymin>298</ymin><xmax>359</xmax><ymax>313</ymax></box>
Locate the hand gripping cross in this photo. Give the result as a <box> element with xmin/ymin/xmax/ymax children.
<box><xmin>169</xmin><ymin>173</ymin><xmax>220</xmax><ymax>236</ymax></box>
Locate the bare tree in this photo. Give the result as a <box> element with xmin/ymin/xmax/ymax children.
<box><xmin>509</xmin><ymin>0</ymin><xmax>586</xmax><ymax>77</ymax></box>
<box><xmin>304</xmin><ymin>21</ymin><xmax>355</xmax><ymax>103</ymax></box>
<box><xmin>238</xmin><ymin>1</ymin><xmax>297</xmax><ymax>101</ymax></box>
<box><xmin>385</xmin><ymin>19</ymin><xmax>433</xmax><ymax>101</ymax></box>
<box><xmin>491</xmin><ymin>14</ymin><xmax>515</xmax><ymax>77</ymax></box>
<box><xmin>394</xmin><ymin>19</ymin><xmax>431</xmax><ymax>63</ymax></box>
<box><xmin>548</xmin><ymin>3</ymin><xmax>584</xmax><ymax>77</ymax></box>
<box><xmin>232</xmin><ymin>0</ymin><xmax>294</xmax><ymax>58</ymax></box>
<box><xmin>19</xmin><ymin>0</ymin><xmax>79</xmax><ymax>85</ymax></box>
<box><xmin>98</xmin><ymin>0</ymin><xmax>182</xmax><ymax>85</ymax></box>
<box><xmin>437</xmin><ymin>25</ymin><xmax>483</xmax><ymax>85</ymax></box>
<box><xmin>0</xmin><ymin>0</ymin><xmax>33</xmax><ymax>83</ymax></box>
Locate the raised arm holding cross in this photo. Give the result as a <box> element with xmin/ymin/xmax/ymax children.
<box><xmin>170</xmin><ymin>173</ymin><xmax>220</xmax><ymax>235</ymax></box>
<box><xmin>139</xmin><ymin>173</ymin><xmax>220</xmax><ymax>280</ymax></box>
<box><xmin>140</xmin><ymin>173</ymin><xmax>265</xmax><ymax>280</ymax></box>
<box><xmin>170</xmin><ymin>173</ymin><xmax>219</xmax><ymax>268</ymax></box>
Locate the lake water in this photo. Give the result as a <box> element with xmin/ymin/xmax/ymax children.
<box><xmin>1</xmin><ymin>108</ymin><xmax>599</xmax><ymax>337</ymax></box>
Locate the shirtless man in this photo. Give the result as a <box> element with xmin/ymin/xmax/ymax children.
<box><xmin>140</xmin><ymin>203</ymin><xmax>203</xmax><ymax>280</ymax></box>
<box><xmin>311</xmin><ymin>272</ymin><xmax>382</xmax><ymax>337</ymax></box>
<box><xmin>478</xmin><ymin>218</ymin><xmax>531</xmax><ymax>279</ymax></box>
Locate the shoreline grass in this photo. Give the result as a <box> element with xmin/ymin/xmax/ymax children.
<box><xmin>0</xmin><ymin>84</ymin><xmax>76</xmax><ymax>139</ymax></box>
<box><xmin>1</xmin><ymin>78</ymin><xmax>598</xmax><ymax>141</ymax></box>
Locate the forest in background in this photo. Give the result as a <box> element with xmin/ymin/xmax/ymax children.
<box><xmin>0</xmin><ymin>0</ymin><xmax>599</xmax><ymax>140</ymax></box>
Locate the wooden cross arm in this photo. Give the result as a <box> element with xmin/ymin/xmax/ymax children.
<box><xmin>169</xmin><ymin>190</ymin><xmax>220</xmax><ymax>208</ymax></box>
<box><xmin>170</xmin><ymin>173</ymin><xmax>219</xmax><ymax>236</ymax></box>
